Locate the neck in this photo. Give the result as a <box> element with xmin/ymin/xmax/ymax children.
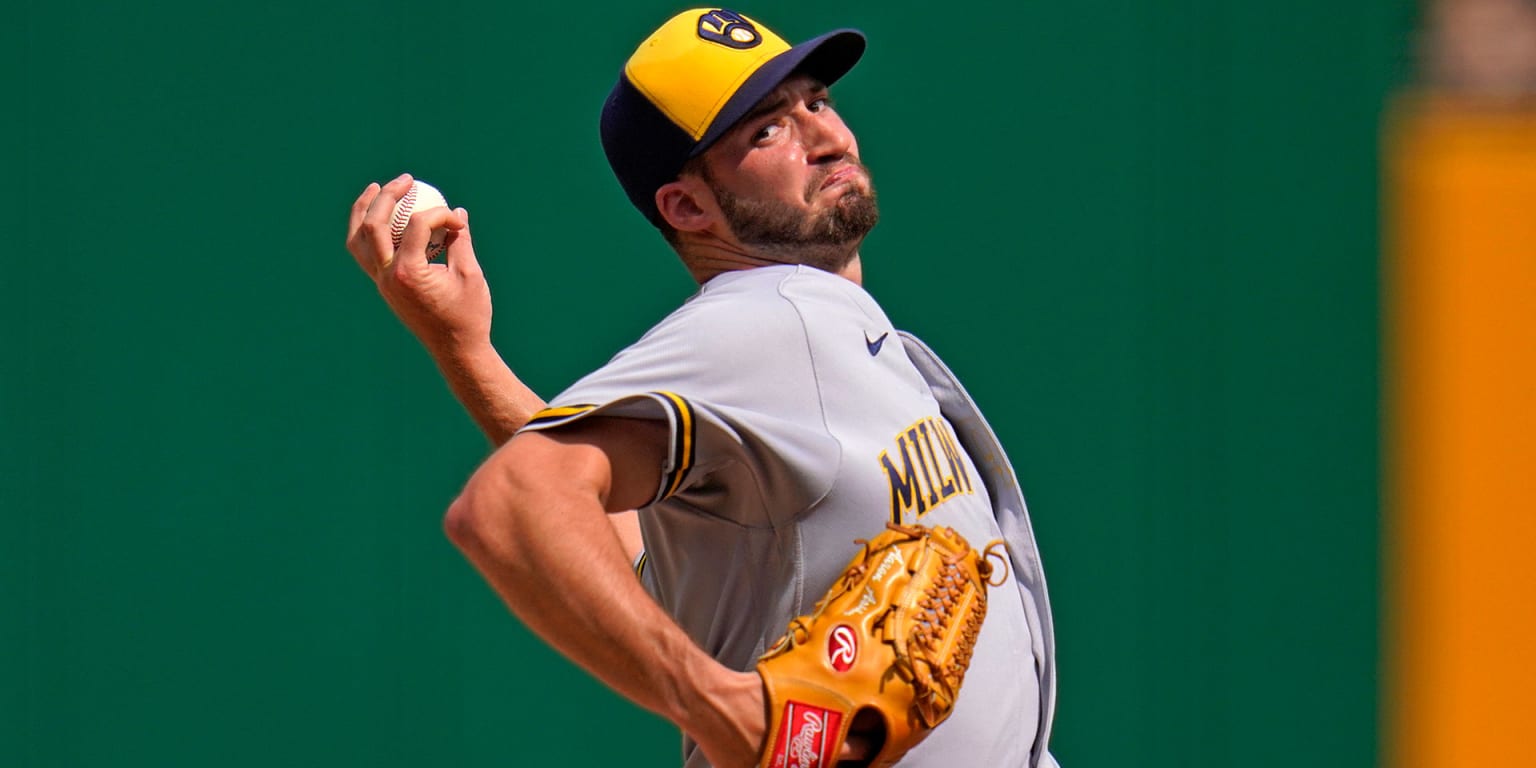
<box><xmin>679</xmin><ymin>234</ymin><xmax>864</xmax><ymax>286</ymax></box>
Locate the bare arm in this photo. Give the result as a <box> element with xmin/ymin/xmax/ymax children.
<box><xmin>345</xmin><ymin>175</ymin><xmax>642</xmax><ymax>558</ymax></box>
<box><xmin>444</xmin><ymin>418</ymin><xmax>765</xmax><ymax>767</ymax></box>
<box><xmin>419</xmin><ymin>336</ymin><xmax>544</xmax><ymax>447</ymax></box>
<box><xmin>345</xmin><ymin>175</ymin><xmax>543</xmax><ymax>444</ymax></box>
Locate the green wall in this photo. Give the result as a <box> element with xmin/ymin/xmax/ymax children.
<box><xmin>5</xmin><ymin>2</ymin><xmax>1409</xmax><ymax>765</ymax></box>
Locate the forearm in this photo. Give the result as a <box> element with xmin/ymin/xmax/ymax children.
<box><xmin>428</xmin><ymin>338</ymin><xmax>545</xmax><ymax>446</ymax></box>
<box><xmin>444</xmin><ymin>456</ymin><xmax>746</xmax><ymax>732</ymax></box>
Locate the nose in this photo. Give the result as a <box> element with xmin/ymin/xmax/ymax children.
<box><xmin>799</xmin><ymin>107</ymin><xmax>853</xmax><ymax>165</ymax></box>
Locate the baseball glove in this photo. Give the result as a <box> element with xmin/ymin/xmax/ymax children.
<box><xmin>755</xmin><ymin>522</ymin><xmax>1007</xmax><ymax>768</ymax></box>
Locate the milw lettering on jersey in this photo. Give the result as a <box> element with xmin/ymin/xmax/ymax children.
<box><xmin>879</xmin><ymin>416</ymin><xmax>975</xmax><ymax>524</ymax></box>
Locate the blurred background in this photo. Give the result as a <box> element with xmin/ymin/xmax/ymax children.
<box><xmin>4</xmin><ymin>1</ymin><xmax>1531</xmax><ymax>766</ymax></box>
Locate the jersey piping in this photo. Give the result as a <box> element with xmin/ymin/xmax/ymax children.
<box><xmin>523</xmin><ymin>390</ymin><xmax>699</xmax><ymax>506</ymax></box>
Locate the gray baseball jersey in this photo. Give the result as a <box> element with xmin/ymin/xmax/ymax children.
<box><xmin>520</xmin><ymin>264</ymin><xmax>1058</xmax><ymax>768</ymax></box>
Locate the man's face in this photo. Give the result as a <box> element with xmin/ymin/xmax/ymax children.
<box><xmin>696</xmin><ymin>74</ymin><xmax>878</xmax><ymax>270</ymax></box>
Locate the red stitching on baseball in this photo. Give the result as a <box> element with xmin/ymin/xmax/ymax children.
<box><xmin>390</xmin><ymin>187</ymin><xmax>419</xmax><ymax>247</ymax></box>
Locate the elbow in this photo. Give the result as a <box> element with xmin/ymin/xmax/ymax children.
<box><xmin>444</xmin><ymin>472</ymin><xmax>510</xmax><ymax>556</ymax></box>
<box><xmin>443</xmin><ymin>487</ymin><xmax>482</xmax><ymax>552</ymax></box>
<box><xmin>443</xmin><ymin>432</ymin><xmax>587</xmax><ymax>560</ymax></box>
<box><xmin>443</xmin><ymin>451</ymin><xmax>541</xmax><ymax>561</ymax></box>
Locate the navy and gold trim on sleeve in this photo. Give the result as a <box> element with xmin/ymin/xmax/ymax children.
<box><xmin>633</xmin><ymin>550</ymin><xmax>648</xmax><ymax>579</ymax></box>
<box><xmin>524</xmin><ymin>404</ymin><xmax>599</xmax><ymax>430</ymax></box>
<box><xmin>519</xmin><ymin>393</ymin><xmax>698</xmax><ymax>505</ymax></box>
<box><xmin>652</xmin><ymin>391</ymin><xmax>697</xmax><ymax>501</ymax></box>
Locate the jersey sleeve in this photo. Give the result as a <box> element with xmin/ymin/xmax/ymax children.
<box><xmin>517</xmin><ymin>278</ymin><xmax>841</xmax><ymax>526</ymax></box>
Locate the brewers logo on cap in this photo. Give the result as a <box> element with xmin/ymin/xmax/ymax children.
<box><xmin>599</xmin><ymin>9</ymin><xmax>867</xmax><ymax>227</ymax></box>
<box><xmin>697</xmin><ymin>9</ymin><xmax>762</xmax><ymax>49</ymax></box>
<box><xmin>624</xmin><ymin>9</ymin><xmax>793</xmax><ymax>142</ymax></box>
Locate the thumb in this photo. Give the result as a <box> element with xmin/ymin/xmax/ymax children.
<box><xmin>393</xmin><ymin>205</ymin><xmax>463</xmax><ymax>281</ymax></box>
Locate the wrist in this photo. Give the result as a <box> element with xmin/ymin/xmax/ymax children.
<box><xmin>426</xmin><ymin>330</ymin><xmax>498</xmax><ymax>368</ymax></box>
<box><xmin>672</xmin><ymin>658</ymin><xmax>764</xmax><ymax>758</ymax></box>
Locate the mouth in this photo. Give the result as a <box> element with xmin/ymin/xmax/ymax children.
<box><xmin>820</xmin><ymin>165</ymin><xmax>862</xmax><ymax>191</ymax></box>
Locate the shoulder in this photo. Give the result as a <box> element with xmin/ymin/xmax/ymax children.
<box><xmin>547</xmin><ymin>267</ymin><xmax>828</xmax><ymax>409</ymax></box>
<box><xmin>620</xmin><ymin>266</ymin><xmax>846</xmax><ymax>371</ymax></box>
<box><xmin>666</xmin><ymin>266</ymin><xmax>808</xmax><ymax>342</ymax></box>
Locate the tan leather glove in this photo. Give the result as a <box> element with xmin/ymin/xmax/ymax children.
<box><xmin>756</xmin><ymin>523</ymin><xmax>1007</xmax><ymax>768</ymax></box>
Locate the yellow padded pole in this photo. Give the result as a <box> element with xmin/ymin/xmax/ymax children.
<box><xmin>1386</xmin><ymin>98</ymin><xmax>1536</xmax><ymax>768</ymax></box>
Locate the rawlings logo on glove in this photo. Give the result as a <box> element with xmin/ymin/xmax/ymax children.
<box><xmin>756</xmin><ymin>523</ymin><xmax>1008</xmax><ymax>768</ymax></box>
<box><xmin>827</xmin><ymin>626</ymin><xmax>858</xmax><ymax>671</ymax></box>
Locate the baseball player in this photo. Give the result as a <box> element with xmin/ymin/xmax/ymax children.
<box><xmin>346</xmin><ymin>8</ymin><xmax>1058</xmax><ymax>768</ymax></box>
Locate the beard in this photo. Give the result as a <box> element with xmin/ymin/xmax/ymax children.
<box><xmin>706</xmin><ymin>160</ymin><xmax>880</xmax><ymax>273</ymax></box>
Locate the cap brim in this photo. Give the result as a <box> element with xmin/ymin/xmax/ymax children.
<box><xmin>690</xmin><ymin>29</ymin><xmax>866</xmax><ymax>158</ymax></box>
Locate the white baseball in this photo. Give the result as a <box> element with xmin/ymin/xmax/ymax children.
<box><xmin>389</xmin><ymin>180</ymin><xmax>450</xmax><ymax>257</ymax></box>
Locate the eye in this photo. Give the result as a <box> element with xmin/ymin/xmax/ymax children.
<box><xmin>808</xmin><ymin>96</ymin><xmax>834</xmax><ymax>112</ymax></box>
<box><xmin>753</xmin><ymin>122</ymin><xmax>781</xmax><ymax>144</ymax></box>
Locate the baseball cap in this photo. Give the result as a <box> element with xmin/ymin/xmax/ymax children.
<box><xmin>600</xmin><ymin>9</ymin><xmax>866</xmax><ymax>227</ymax></box>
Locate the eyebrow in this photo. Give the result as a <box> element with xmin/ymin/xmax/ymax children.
<box><xmin>740</xmin><ymin>92</ymin><xmax>792</xmax><ymax>128</ymax></box>
<box><xmin>737</xmin><ymin>75</ymin><xmax>830</xmax><ymax>129</ymax></box>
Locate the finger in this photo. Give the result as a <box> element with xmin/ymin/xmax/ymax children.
<box><xmin>838</xmin><ymin>712</ymin><xmax>882</xmax><ymax>763</ymax></box>
<box><xmin>347</xmin><ymin>182</ymin><xmax>381</xmax><ymax>240</ymax></box>
<box><xmin>360</xmin><ymin>173</ymin><xmax>414</xmax><ymax>271</ymax></box>
<box><xmin>346</xmin><ymin>182</ymin><xmax>384</xmax><ymax>272</ymax></box>
<box><xmin>445</xmin><ymin>207</ymin><xmax>482</xmax><ymax>279</ymax></box>
<box><xmin>359</xmin><ymin>173</ymin><xmax>414</xmax><ymax>230</ymax></box>
<box><xmin>838</xmin><ymin>735</ymin><xmax>875</xmax><ymax>762</ymax></box>
<box><xmin>395</xmin><ymin>204</ymin><xmax>465</xmax><ymax>277</ymax></box>
<box><xmin>411</xmin><ymin>204</ymin><xmax>466</xmax><ymax>233</ymax></box>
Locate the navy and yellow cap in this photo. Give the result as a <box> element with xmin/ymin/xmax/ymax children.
<box><xmin>600</xmin><ymin>9</ymin><xmax>866</xmax><ymax>227</ymax></box>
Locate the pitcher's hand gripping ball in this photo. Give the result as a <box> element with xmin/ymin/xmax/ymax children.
<box><xmin>388</xmin><ymin>180</ymin><xmax>449</xmax><ymax>259</ymax></box>
<box><xmin>756</xmin><ymin>523</ymin><xmax>1008</xmax><ymax>768</ymax></box>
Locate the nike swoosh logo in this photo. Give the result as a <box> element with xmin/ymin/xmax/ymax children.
<box><xmin>865</xmin><ymin>331</ymin><xmax>889</xmax><ymax>356</ymax></box>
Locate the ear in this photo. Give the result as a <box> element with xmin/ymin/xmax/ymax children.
<box><xmin>655</xmin><ymin>177</ymin><xmax>717</xmax><ymax>234</ymax></box>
